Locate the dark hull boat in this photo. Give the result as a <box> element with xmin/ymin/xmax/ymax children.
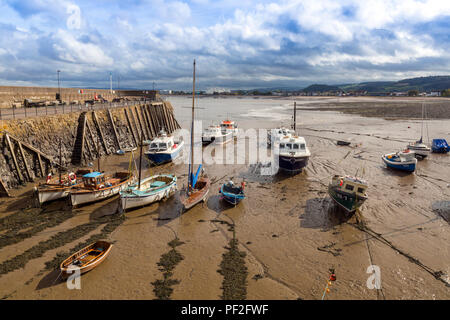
<box><xmin>279</xmin><ymin>155</ymin><xmax>309</xmax><ymax>174</ymax></box>
<box><xmin>328</xmin><ymin>175</ymin><xmax>368</xmax><ymax>213</ymax></box>
<box><xmin>219</xmin><ymin>181</ymin><xmax>245</xmax><ymax>205</ymax></box>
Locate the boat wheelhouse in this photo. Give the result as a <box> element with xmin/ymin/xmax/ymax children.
<box><xmin>220</xmin><ymin>120</ymin><xmax>238</xmax><ymax>137</ymax></box>
<box><xmin>278</xmin><ymin>135</ymin><xmax>311</xmax><ymax>174</ymax></box>
<box><xmin>267</xmin><ymin>127</ymin><xmax>295</xmax><ymax>146</ymax></box>
<box><xmin>202</xmin><ymin>125</ymin><xmax>233</xmax><ymax>145</ymax></box>
<box><xmin>144</xmin><ymin>130</ymin><xmax>184</xmax><ymax>165</ymax></box>
<box><xmin>407</xmin><ymin>138</ymin><xmax>431</xmax><ymax>158</ymax></box>
<box><xmin>328</xmin><ymin>175</ymin><xmax>368</xmax><ymax>213</ymax></box>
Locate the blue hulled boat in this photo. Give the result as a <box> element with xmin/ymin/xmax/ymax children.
<box><xmin>431</xmin><ymin>139</ymin><xmax>449</xmax><ymax>153</ymax></box>
<box><xmin>144</xmin><ymin>130</ymin><xmax>184</xmax><ymax>165</ymax></box>
<box><xmin>381</xmin><ymin>149</ymin><xmax>417</xmax><ymax>172</ymax></box>
<box><xmin>219</xmin><ymin>180</ymin><xmax>245</xmax><ymax>206</ymax></box>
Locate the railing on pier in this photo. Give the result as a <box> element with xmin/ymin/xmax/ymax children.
<box><xmin>0</xmin><ymin>99</ymin><xmax>155</xmax><ymax>120</ymax></box>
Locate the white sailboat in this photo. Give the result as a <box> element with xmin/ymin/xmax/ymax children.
<box><xmin>407</xmin><ymin>103</ymin><xmax>431</xmax><ymax>158</ymax></box>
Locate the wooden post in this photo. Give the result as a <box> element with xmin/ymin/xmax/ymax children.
<box><xmin>5</xmin><ymin>134</ymin><xmax>24</xmax><ymax>183</ymax></box>
<box><xmin>37</xmin><ymin>154</ymin><xmax>45</xmax><ymax>177</ymax></box>
<box><xmin>18</xmin><ymin>142</ymin><xmax>33</xmax><ymax>182</ymax></box>
<box><xmin>107</xmin><ymin>109</ymin><xmax>122</xmax><ymax>151</ymax></box>
<box><xmin>92</xmin><ymin>111</ymin><xmax>109</xmax><ymax>155</ymax></box>
<box><xmin>124</xmin><ymin>108</ymin><xmax>138</xmax><ymax>146</ymax></box>
<box><xmin>134</xmin><ymin>106</ymin><xmax>146</xmax><ymax>140</ymax></box>
<box><xmin>140</xmin><ymin>105</ymin><xmax>152</xmax><ymax>139</ymax></box>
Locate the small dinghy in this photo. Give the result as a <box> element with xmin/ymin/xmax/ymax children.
<box><xmin>219</xmin><ymin>180</ymin><xmax>246</xmax><ymax>206</ymax></box>
<box><xmin>60</xmin><ymin>241</ymin><xmax>112</xmax><ymax>278</ymax></box>
<box><xmin>337</xmin><ymin>140</ymin><xmax>351</xmax><ymax>146</ymax></box>
<box><xmin>431</xmin><ymin>139</ymin><xmax>449</xmax><ymax>153</ymax></box>
<box><xmin>328</xmin><ymin>175</ymin><xmax>368</xmax><ymax>213</ymax></box>
<box><xmin>382</xmin><ymin>149</ymin><xmax>417</xmax><ymax>172</ymax></box>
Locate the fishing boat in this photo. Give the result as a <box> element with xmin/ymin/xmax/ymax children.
<box><xmin>60</xmin><ymin>241</ymin><xmax>112</xmax><ymax>278</ymax></box>
<box><xmin>35</xmin><ymin>170</ymin><xmax>91</xmax><ymax>205</ymax></box>
<box><xmin>180</xmin><ymin>60</ymin><xmax>211</xmax><ymax>211</ymax></box>
<box><xmin>220</xmin><ymin>120</ymin><xmax>239</xmax><ymax>137</ymax></box>
<box><xmin>328</xmin><ymin>175</ymin><xmax>368</xmax><ymax>213</ymax></box>
<box><xmin>381</xmin><ymin>149</ymin><xmax>417</xmax><ymax>172</ymax></box>
<box><xmin>202</xmin><ymin>125</ymin><xmax>233</xmax><ymax>145</ymax></box>
<box><xmin>144</xmin><ymin>130</ymin><xmax>184</xmax><ymax>165</ymax></box>
<box><xmin>431</xmin><ymin>139</ymin><xmax>449</xmax><ymax>153</ymax></box>
<box><xmin>278</xmin><ymin>135</ymin><xmax>311</xmax><ymax>174</ymax></box>
<box><xmin>267</xmin><ymin>127</ymin><xmax>294</xmax><ymax>147</ymax></box>
<box><xmin>219</xmin><ymin>180</ymin><xmax>246</xmax><ymax>206</ymax></box>
<box><xmin>70</xmin><ymin>171</ymin><xmax>134</xmax><ymax>207</ymax></box>
<box><xmin>407</xmin><ymin>103</ymin><xmax>431</xmax><ymax>158</ymax></box>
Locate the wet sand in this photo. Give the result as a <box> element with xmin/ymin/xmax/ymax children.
<box><xmin>0</xmin><ymin>96</ymin><xmax>449</xmax><ymax>300</ymax></box>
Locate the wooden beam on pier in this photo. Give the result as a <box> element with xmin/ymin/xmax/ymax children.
<box><xmin>37</xmin><ymin>154</ymin><xmax>45</xmax><ymax>177</ymax></box>
<box><xmin>4</xmin><ymin>133</ymin><xmax>24</xmax><ymax>184</ymax></box>
<box><xmin>18</xmin><ymin>142</ymin><xmax>33</xmax><ymax>182</ymax></box>
<box><xmin>134</xmin><ymin>106</ymin><xmax>146</xmax><ymax>140</ymax></box>
<box><xmin>92</xmin><ymin>111</ymin><xmax>109</xmax><ymax>155</ymax></box>
<box><xmin>107</xmin><ymin>109</ymin><xmax>122</xmax><ymax>151</ymax></box>
<box><xmin>140</xmin><ymin>105</ymin><xmax>152</xmax><ymax>139</ymax></box>
<box><xmin>0</xmin><ymin>178</ymin><xmax>10</xmax><ymax>197</ymax></box>
<box><xmin>124</xmin><ymin>108</ymin><xmax>138</xmax><ymax>146</ymax></box>
<box><xmin>149</xmin><ymin>104</ymin><xmax>161</xmax><ymax>132</ymax></box>
<box><xmin>85</xmin><ymin>120</ymin><xmax>96</xmax><ymax>156</ymax></box>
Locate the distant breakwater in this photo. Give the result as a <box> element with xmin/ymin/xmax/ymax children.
<box><xmin>0</xmin><ymin>100</ymin><xmax>181</xmax><ymax>191</ymax></box>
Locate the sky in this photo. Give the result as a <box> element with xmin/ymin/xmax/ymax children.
<box><xmin>1</xmin><ymin>0</ymin><xmax>450</xmax><ymax>91</ymax></box>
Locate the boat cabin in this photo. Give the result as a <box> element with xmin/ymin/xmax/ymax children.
<box><xmin>221</xmin><ymin>120</ymin><xmax>237</xmax><ymax>130</ymax></box>
<box><xmin>82</xmin><ymin>172</ymin><xmax>108</xmax><ymax>189</ymax></box>
<box><xmin>332</xmin><ymin>175</ymin><xmax>368</xmax><ymax>196</ymax></box>
<box><xmin>204</xmin><ymin>125</ymin><xmax>222</xmax><ymax>135</ymax></box>
<box><xmin>279</xmin><ymin>136</ymin><xmax>308</xmax><ymax>154</ymax></box>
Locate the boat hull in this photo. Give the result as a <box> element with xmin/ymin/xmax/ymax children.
<box><xmin>278</xmin><ymin>155</ymin><xmax>309</xmax><ymax>174</ymax></box>
<box><xmin>145</xmin><ymin>144</ymin><xmax>183</xmax><ymax>165</ymax></box>
<box><xmin>181</xmin><ymin>178</ymin><xmax>210</xmax><ymax>211</ymax></box>
<box><xmin>120</xmin><ymin>176</ymin><xmax>177</xmax><ymax>211</ymax></box>
<box><xmin>381</xmin><ymin>156</ymin><xmax>416</xmax><ymax>172</ymax></box>
<box><xmin>328</xmin><ymin>185</ymin><xmax>366</xmax><ymax>213</ymax></box>
<box><xmin>36</xmin><ymin>187</ymin><xmax>70</xmax><ymax>205</ymax></box>
<box><xmin>60</xmin><ymin>241</ymin><xmax>112</xmax><ymax>278</ymax></box>
<box><xmin>70</xmin><ymin>179</ymin><xmax>133</xmax><ymax>207</ymax></box>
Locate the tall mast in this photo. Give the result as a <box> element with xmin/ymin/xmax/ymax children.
<box><xmin>138</xmin><ymin>130</ymin><xmax>143</xmax><ymax>190</ymax></box>
<box><xmin>59</xmin><ymin>139</ymin><xmax>62</xmax><ymax>184</ymax></box>
<box><xmin>293</xmin><ymin>101</ymin><xmax>296</xmax><ymax>133</ymax></box>
<box><xmin>189</xmin><ymin>60</ymin><xmax>196</xmax><ymax>193</ymax></box>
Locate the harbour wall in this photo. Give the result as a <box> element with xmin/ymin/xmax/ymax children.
<box><xmin>0</xmin><ymin>101</ymin><xmax>180</xmax><ymax>191</ymax></box>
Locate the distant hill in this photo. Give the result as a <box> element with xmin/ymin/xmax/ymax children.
<box><xmin>302</xmin><ymin>84</ymin><xmax>341</xmax><ymax>92</ymax></box>
<box><xmin>338</xmin><ymin>76</ymin><xmax>450</xmax><ymax>93</ymax></box>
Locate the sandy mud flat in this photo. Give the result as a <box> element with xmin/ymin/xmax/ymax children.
<box><xmin>0</xmin><ymin>96</ymin><xmax>449</xmax><ymax>300</ymax></box>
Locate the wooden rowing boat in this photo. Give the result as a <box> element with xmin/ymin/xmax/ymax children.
<box><xmin>60</xmin><ymin>241</ymin><xmax>112</xmax><ymax>278</ymax></box>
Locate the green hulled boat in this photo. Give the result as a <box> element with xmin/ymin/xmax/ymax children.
<box><xmin>328</xmin><ymin>175</ymin><xmax>368</xmax><ymax>213</ymax></box>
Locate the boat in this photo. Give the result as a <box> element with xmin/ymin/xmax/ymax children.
<box><xmin>180</xmin><ymin>60</ymin><xmax>211</xmax><ymax>211</ymax></box>
<box><xmin>70</xmin><ymin>171</ymin><xmax>134</xmax><ymax>207</ymax></box>
<box><xmin>328</xmin><ymin>175</ymin><xmax>368</xmax><ymax>213</ymax></box>
<box><xmin>120</xmin><ymin>174</ymin><xmax>177</xmax><ymax>211</ymax></box>
<box><xmin>35</xmin><ymin>169</ymin><xmax>92</xmax><ymax>205</ymax></box>
<box><xmin>278</xmin><ymin>135</ymin><xmax>311</xmax><ymax>174</ymax></box>
<box><xmin>267</xmin><ymin>127</ymin><xmax>294</xmax><ymax>147</ymax></box>
<box><xmin>202</xmin><ymin>125</ymin><xmax>233</xmax><ymax>145</ymax></box>
<box><xmin>431</xmin><ymin>139</ymin><xmax>449</xmax><ymax>153</ymax></box>
<box><xmin>407</xmin><ymin>138</ymin><xmax>431</xmax><ymax>158</ymax></box>
<box><xmin>116</xmin><ymin>147</ymin><xmax>137</xmax><ymax>155</ymax></box>
<box><xmin>144</xmin><ymin>130</ymin><xmax>184</xmax><ymax>165</ymax></box>
<box><xmin>337</xmin><ymin>140</ymin><xmax>351</xmax><ymax>146</ymax></box>
<box><xmin>381</xmin><ymin>149</ymin><xmax>417</xmax><ymax>172</ymax></box>
<box><xmin>219</xmin><ymin>180</ymin><xmax>246</xmax><ymax>205</ymax></box>
<box><xmin>220</xmin><ymin>120</ymin><xmax>239</xmax><ymax>137</ymax></box>
<box><xmin>60</xmin><ymin>241</ymin><xmax>112</xmax><ymax>278</ymax></box>
<box><xmin>407</xmin><ymin>103</ymin><xmax>431</xmax><ymax>158</ymax></box>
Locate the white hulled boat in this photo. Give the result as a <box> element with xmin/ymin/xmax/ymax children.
<box><xmin>202</xmin><ymin>125</ymin><xmax>232</xmax><ymax>145</ymax></box>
